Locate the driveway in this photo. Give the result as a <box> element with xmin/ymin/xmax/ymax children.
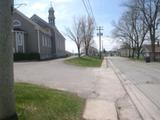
<box><xmin>14</xmin><ymin>58</ymin><xmax>97</xmax><ymax>98</ymax></box>
<box><xmin>109</xmin><ymin>57</ymin><xmax>160</xmax><ymax>109</ymax></box>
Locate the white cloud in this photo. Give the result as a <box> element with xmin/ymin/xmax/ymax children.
<box><xmin>66</xmin><ymin>39</ymin><xmax>77</xmax><ymax>53</ymax></box>
<box><xmin>15</xmin><ymin>0</ymin><xmax>29</xmax><ymax>4</ymax></box>
<box><xmin>94</xmin><ymin>36</ymin><xmax>118</xmax><ymax>51</ymax></box>
<box><xmin>31</xmin><ymin>2</ymin><xmax>48</xmax><ymax>10</ymax></box>
<box><xmin>52</xmin><ymin>0</ymin><xmax>73</xmax><ymax>4</ymax></box>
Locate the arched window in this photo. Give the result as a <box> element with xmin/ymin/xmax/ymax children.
<box><xmin>13</xmin><ymin>19</ymin><xmax>21</xmax><ymax>27</ymax></box>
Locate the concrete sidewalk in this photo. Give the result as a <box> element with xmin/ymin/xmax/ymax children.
<box><xmin>83</xmin><ymin>58</ymin><xmax>141</xmax><ymax>120</ymax></box>
<box><xmin>109</xmin><ymin>57</ymin><xmax>160</xmax><ymax>120</ymax></box>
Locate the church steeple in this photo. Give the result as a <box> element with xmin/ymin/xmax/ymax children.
<box><xmin>48</xmin><ymin>2</ymin><xmax>55</xmax><ymax>27</ymax></box>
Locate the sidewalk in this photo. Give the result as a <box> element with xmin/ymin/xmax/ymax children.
<box><xmin>109</xmin><ymin>57</ymin><xmax>160</xmax><ymax>120</ymax></box>
<box><xmin>83</xmin><ymin>58</ymin><xmax>141</xmax><ymax>120</ymax></box>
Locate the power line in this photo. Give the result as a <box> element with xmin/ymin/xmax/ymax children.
<box><xmin>82</xmin><ymin>0</ymin><xmax>102</xmax><ymax>55</ymax></box>
<box><xmin>86</xmin><ymin>0</ymin><xmax>95</xmax><ymax>20</ymax></box>
<box><xmin>82</xmin><ymin>0</ymin><xmax>96</xmax><ymax>26</ymax></box>
<box><xmin>86</xmin><ymin>0</ymin><xmax>93</xmax><ymax>16</ymax></box>
<box><xmin>82</xmin><ymin>0</ymin><xmax>90</xmax><ymax>16</ymax></box>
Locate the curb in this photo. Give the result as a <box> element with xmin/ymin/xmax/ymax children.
<box><xmin>109</xmin><ymin>58</ymin><xmax>160</xmax><ymax>120</ymax></box>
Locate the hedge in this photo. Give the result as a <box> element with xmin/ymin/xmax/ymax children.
<box><xmin>14</xmin><ymin>53</ymin><xmax>40</xmax><ymax>61</ymax></box>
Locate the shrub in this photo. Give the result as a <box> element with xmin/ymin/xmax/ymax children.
<box><xmin>14</xmin><ymin>53</ymin><xmax>40</xmax><ymax>61</ymax></box>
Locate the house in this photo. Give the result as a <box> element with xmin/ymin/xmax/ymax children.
<box><xmin>142</xmin><ymin>44</ymin><xmax>160</xmax><ymax>61</ymax></box>
<box><xmin>12</xmin><ymin>6</ymin><xmax>66</xmax><ymax>60</ymax></box>
<box><xmin>118</xmin><ymin>48</ymin><xmax>130</xmax><ymax>57</ymax></box>
<box><xmin>81</xmin><ymin>46</ymin><xmax>98</xmax><ymax>56</ymax></box>
<box><xmin>65</xmin><ymin>50</ymin><xmax>73</xmax><ymax>57</ymax></box>
<box><xmin>88</xmin><ymin>46</ymin><xmax>98</xmax><ymax>56</ymax></box>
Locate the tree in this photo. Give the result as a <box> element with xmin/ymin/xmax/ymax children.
<box><xmin>66</xmin><ymin>17</ymin><xmax>83</xmax><ymax>57</ymax></box>
<box><xmin>136</xmin><ymin>0</ymin><xmax>160</xmax><ymax>61</ymax></box>
<box><xmin>80</xmin><ymin>16</ymin><xmax>95</xmax><ymax>56</ymax></box>
<box><xmin>128</xmin><ymin>2</ymin><xmax>149</xmax><ymax>59</ymax></box>
<box><xmin>0</xmin><ymin>0</ymin><xmax>18</xmax><ymax>119</ymax></box>
<box><xmin>112</xmin><ymin>13</ymin><xmax>136</xmax><ymax>58</ymax></box>
<box><xmin>112</xmin><ymin>1</ymin><xmax>149</xmax><ymax>59</ymax></box>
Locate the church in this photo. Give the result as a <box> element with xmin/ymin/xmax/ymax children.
<box><xmin>12</xmin><ymin>6</ymin><xmax>66</xmax><ymax>60</ymax></box>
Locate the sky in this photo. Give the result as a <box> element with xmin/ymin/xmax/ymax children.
<box><xmin>14</xmin><ymin>0</ymin><xmax>126</xmax><ymax>52</ymax></box>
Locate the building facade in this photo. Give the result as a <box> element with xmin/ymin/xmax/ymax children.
<box><xmin>12</xmin><ymin>6</ymin><xmax>66</xmax><ymax>60</ymax></box>
<box><xmin>142</xmin><ymin>44</ymin><xmax>160</xmax><ymax>61</ymax></box>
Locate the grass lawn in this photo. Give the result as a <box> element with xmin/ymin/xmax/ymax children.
<box><xmin>15</xmin><ymin>83</ymin><xmax>85</xmax><ymax>120</ymax></box>
<box><xmin>65</xmin><ymin>56</ymin><xmax>102</xmax><ymax>67</ymax></box>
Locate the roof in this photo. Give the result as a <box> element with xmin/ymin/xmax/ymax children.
<box><xmin>142</xmin><ymin>44</ymin><xmax>160</xmax><ymax>53</ymax></box>
<box><xmin>53</xmin><ymin>27</ymin><xmax>65</xmax><ymax>40</ymax></box>
<box><xmin>31</xmin><ymin>14</ymin><xmax>52</xmax><ymax>29</ymax></box>
<box><xmin>31</xmin><ymin>14</ymin><xmax>65</xmax><ymax>40</ymax></box>
<box><xmin>13</xmin><ymin>9</ymin><xmax>50</xmax><ymax>34</ymax></box>
<box><xmin>13</xmin><ymin>9</ymin><xmax>40</xmax><ymax>28</ymax></box>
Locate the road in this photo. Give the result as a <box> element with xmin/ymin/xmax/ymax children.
<box><xmin>14</xmin><ymin>58</ymin><xmax>97</xmax><ymax>98</ymax></box>
<box><xmin>109</xmin><ymin>57</ymin><xmax>160</xmax><ymax>109</ymax></box>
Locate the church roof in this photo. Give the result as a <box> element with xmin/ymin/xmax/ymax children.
<box><xmin>14</xmin><ymin>9</ymin><xmax>40</xmax><ymax>28</ymax></box>
<box><xmin>31</xmin><ymin>14</ymin><xmax>52</xmax><ymax>29</ymax></box>
<box><xmin>13</xmin><ymin>9</ymin><xmax>51</xmax><ymax>35</ymax></box>
<box><xmin>30</xmin><ymin>14</ymin><xmax>65</xmax><ymax>40</ymax></box>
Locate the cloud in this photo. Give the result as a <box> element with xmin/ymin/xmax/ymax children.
<box><xmin>31</xmin><ymin>2</ymin><xmax>48</xmax><ymax>10</ymax></box>
<box><xmin>65</xmin><ymin>39</ymin><xmax>77</xmax><ymax>53</ymax></box>
<box><xmin>15</xmin><ymin>0</ymin><xmax>29</xmax><ymax>4</ymax></box>
<box><xmin>52</xmin><ymin>0</ymin><xmax>73</xmax><ymax>4</ymax></box>
<box><xmin>94</xmin><ymin>36</ymin><xmax>118</xmax><ymax>51</ymax></box>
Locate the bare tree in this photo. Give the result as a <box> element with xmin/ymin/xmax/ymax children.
<box><xmin>0</xmin><ymin>0</ymin><xmax>18</xmax><ymax>119</ymax></box>
<box><xmin>113</xmin><ymin>1</ymin><xmax>149</xmax><ymax>59</ymax></box>
<box><xmin>136</xmin><ymin>0</ymin><xmax>160</xmax><ymax>61</ymax></box>
<box><xmin>80</xmin><ymin>16</ymin><xmax>95</xmax><ymax>56</ymax></box>
<box><xmin>66</xmin><ymin>17</ymin><xmax>82</xmax><ymax>57</ymax></box>
<box><xmin>66</xmin><ymin>16</ymin><xmax>95</xmax><ymax>57</ymax></box>
<box><xmin>112</xmin><ymin>13</ymin><xmax>136</xmax><ymax>58</ymax></box>
<box><xmin>128</xmin><ymin>2</ymin><xmax>149</xmax><ymax>59</ymax></box>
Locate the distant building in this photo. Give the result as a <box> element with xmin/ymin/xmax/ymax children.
<box><xmin>12</xmin><ymin>6</ymin><xmax>66</xmax><ymax>60</ymax></box>
<box><xmin>65</xmin><ymin>50</ymin><xmax>73</xmax><ymax>57</ymax></box>
<box><xmin>81</xmin><ymin>46</ymin><xmax>98</xmax><ymax>56</ymax></box>
<box><xmin>118</xmin><ymin>48</ymin><xmax>130</xmax><ymax>57</ymax></box>
<box><xmin>88</xmin><ymin>46</ymin><xmax>98</xmax><ymax>56</ymax></box>
<box><xmin>142</xmin><ymin>44</ymin><xmax>160</xmax><ymax>61</ymax></box>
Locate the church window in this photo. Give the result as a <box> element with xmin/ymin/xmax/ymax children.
<box><xmin>42</xmin><ymin>35</ymin><xmax>45</xmax><ymax>47</ymax></box>
<box><xmin>45</xmin><ymin>36</ymin><xmax>47</xmax><ymax>47</ymax></box>
<box><xmin>15</xmin><ymin>31</ymin><xmax>25</xmax><ymax>53</ymax></box>
<box><xmin>16</xmin><ymin>32</ymin><xmax>23</xmax><ymax>46</ymax></box>
<box><xmin>13</xmin><ymin>19</ymin><xmax>21</xmax><ymax>27</ymax></box>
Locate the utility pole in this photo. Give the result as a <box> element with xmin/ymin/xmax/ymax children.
<box><xmin>102</xmin><ymin>39</ymin><xmax>104</xmax><ymax>51</ymax></box>
<box><xmin>0</xmin><ymin>0</ymin><xmax>18</xmax><ymax>119</ymax></box>
<box><xmin>97</xmin><ymin>26</ymin><xmax>103</xmax><ymax>59</ymax></box>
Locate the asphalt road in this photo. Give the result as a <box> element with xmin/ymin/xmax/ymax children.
<box><xmin>109</xmin><ymin>57</ymin><xmax>160</xmax><ymax>109</ymax></box>
<box><xmin>14</xmin><ymin>58</ymin><xmax>97</xmax><ymax>98</ymax></box>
